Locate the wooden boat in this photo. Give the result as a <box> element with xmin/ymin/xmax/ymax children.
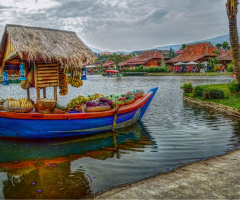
<box><xmin>105</xmin><ymin>70</ymin><xmax>123</xmax><ymax>78</ymax></box>
<box><xmin>0</xmin><ymin>87</ymin><xmax>158</xmax><ymax>139</ymax></box>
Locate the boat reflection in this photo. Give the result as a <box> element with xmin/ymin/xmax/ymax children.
<box><xmin>0</xmin><ymin>122</ymin><xmax>155</xmax><ymax>199</ymax></box>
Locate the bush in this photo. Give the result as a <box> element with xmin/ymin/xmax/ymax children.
<box><xmin>193</xmin><ymin>86</ymin><xmax>205</xmax><ymax>97</ymax></box>
<box><xmin>228</xmin><ymin>80</ymin><xmax>239</xmax><ymax>93</ymax></box>
<box><xmin>180</xmin><ymin>81</ymin><xmax>193</xmax><ymax>93</ymax></box>
<box><xmin>227</xmin><ymin>62</ymin><xmax>233</xmax><ymax>72</ymax></box>
<box><xmin>203</xmin><ymin>89</ymin><xmax>225</xmax><ymax>99</ymax></box>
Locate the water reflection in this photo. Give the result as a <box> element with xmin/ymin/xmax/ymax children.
<box><xmin>0</xmin><ymin>122</ymin><xmax>154</xmax><ymax>199</ymax></box>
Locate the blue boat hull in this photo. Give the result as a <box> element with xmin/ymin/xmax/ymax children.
<box><xmin>0</xmin><ymin>88</ymin><xmax>158</xmax><ymax>139</ymax></box>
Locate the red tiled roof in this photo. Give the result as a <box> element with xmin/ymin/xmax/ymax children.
<box><xmin>121</xmin><ymin>50</ymin><xmax>165</xmax><ymax>66</ymax></box>
<box><xmin>167</xmin><ymin>42</ymin><xmax>217</xmax><ymax>64</ymax></box>
<box><xmin>219</xmin><ymin>48</ymin><xmax>227</xmax><ymax>56</ymax></box>
<box><xmin>102</xmin><ymin>60</ymin><xmax>114</xmax><ymax>67</ymax></box>
<box><xmin>119</xmin><ymin>57</ymin><xmax>138</xmax><ymax>66</ymax></box>
<box><xmin>175</xmin><ymin>49</ymin><xmax>184</xmax><ymax>54</ymax></box>
<box><xmin>218</xmin><ymin>45</ymin><xmax>240</xmax><ymax>61</ymax></box>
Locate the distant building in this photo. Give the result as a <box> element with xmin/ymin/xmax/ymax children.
<box><xmin>175</xmin><ymin>49</ymin><xmax>184</xmax><ymax>55</ymax></box>
<box><xmin>102</xmin><ymin>60</ymin><xmax>114</xmax><ymax>68</ymax></box>
<box><xmin>167</xmin><ymin>42</ymin><xmax>217</xmax><ymax>64</ymax></box>
<box><xmin>218</xmin><ymin>45</ymin><xmax>240</xmax><ymax>64</ymax></box>
<box><xmin>100</xmin><ymin>52</ymin><xmax>112</xmax><ymax>56</ymax></box>
<box><xmin>160</xmin><ymin>50</ymin><xmax>170</xmax><ymax>57</ymax></box>
<box><xmin>120</xmin><ymin>50</ymin><xmax>167</xmax><ymax>67</ymax></box>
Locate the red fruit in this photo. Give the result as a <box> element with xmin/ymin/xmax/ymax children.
<box><xmin>77</xmin><ymin>105</ymin><xmax>81</xmax><ymax>108</ymax></box>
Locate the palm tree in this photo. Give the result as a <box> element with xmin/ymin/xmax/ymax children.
<box><xmin>216</xmin><ymin>43</ymin><xmax>222</xmax><ymax>50</ymax></box>
<box><xmin>226</xmin><ymin>0</ymin><xmax>240</xmax><ymax>84</ymax></box>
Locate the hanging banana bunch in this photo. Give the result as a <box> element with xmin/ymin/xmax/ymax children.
<box><xmin>67</xmin><ymin>67</ymin><xmax>83</xmax><ymax>88</ymax></box>
<box><xmin>59</xmin><ymin>68</ymin><xmax>68</xmax><ymax>96</ymax></box>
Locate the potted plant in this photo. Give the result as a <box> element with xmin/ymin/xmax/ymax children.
<box><xmin>180</xmin><ymin>81</ymin><xmax>193</xmax><ymax>93</ymax></box>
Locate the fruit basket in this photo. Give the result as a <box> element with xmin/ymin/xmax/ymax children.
<box><xmin>8</xmin><ymin>107</ymin><xmax>33</xmax><ymax>113</ymax></box>
<box><xmin>123</xmin><ymin>98</ymin><xmax>135</xmax><ymax>105</ymax></box>
<box><xmin>37</xmin><ymin>99</ymin><xmax>57</xmax><ymax>114</ymax></box>
<box><xmin>85</xmin><ymin>105</ymin><xmax>111</xmax><ymax>112</ymax></box>
<box><xmin>135</xmin><ymin>90</ymin><xmax>144</xmax><ymax>98</ymax></box>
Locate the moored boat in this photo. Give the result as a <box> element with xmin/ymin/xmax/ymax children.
<box><xmin>0</xmin><ymin>87</ymin><xmax>158</xmax><ymax>138</ymax></box>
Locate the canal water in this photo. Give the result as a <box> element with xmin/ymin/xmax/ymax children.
<box><xmin>0</xmin><ymin>75</ymin><xmax>240</xmax><ymax>199</ymax></box>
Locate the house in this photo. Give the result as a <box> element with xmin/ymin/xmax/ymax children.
<box><xmin>0</xmin><ymin>24</ymin><xmax>94</xmax><ymax>99</ymax></box>
<box><xmin>102</xmin><ymin>60</ymin><xmax>114</xmax><ymax>68</ymax></box>
<box><xmin>167</xmin><ymin>42</ymin><xmax>217</xmax><ymax>64</ymax></box>
<box><xmin>175</xmin><ymin>49</ymin><xmax>184</xmax><ymax>55</ymax></box>
<box><xmin>120</xmin><ymin>50</ymin><xmax>167</xmax><ymax>68</ymax></box>
<box><xmin>218</xmin><ymin>45</ymin><xmax>240</xmax><ymax>64</ymax></box>
<box><xmin>160</xmin><ymin>50</ymin><xmax>170</xmax><ymax>57</ymax></box>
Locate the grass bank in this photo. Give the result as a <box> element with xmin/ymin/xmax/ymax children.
<box><xmin>184</xmin><ymin>84</ymin><xmax>240</xmax><ymax>110</ymax></box>
<box><xmin>147</xmin><ymin>72</ymin><xmax>232</xmax><ymax>76</ymax></box>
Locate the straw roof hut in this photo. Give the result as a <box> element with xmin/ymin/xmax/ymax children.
<box><xmin>0</xmin><ymin>24</ymin><xmax>95</xmax><ymax>72</ymax></box>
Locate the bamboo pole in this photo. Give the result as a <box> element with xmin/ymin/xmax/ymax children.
<box><xmin>27</xmin><ymin>88</ymin><xmax>30</xmax><ymax>101</ymax></box>
<box><xmin>36</xmin><ymin>67</ymin><xmax>58</xmax><ymax>71</ymax></box>
<box><xmin>38</xmin><ymin>80</ymin><xmax>58</xmax><ymax>84</ymax></box>
<box><xmin>54</xmin><ymin>86</ymin><xmax>57</xmax><ymax>101</ymax></box>
<box><xmin>112</xmin><ymin>104</ymin><xmax>119</xmax><ymax>132</ymax></box>
<box><xmin>37</xmin><ymin>74</ymin><xmax>58</xmax><ymax>77</ymax></box>
<box><xmin>43</xmin><ymin>88</ymin><xmax>46</xmax><ymax>98</ymax></box>
<box><xmin>37</xmin><ymin>77</ymin><xmax>58</xmax><ymax>81</ymax></box>
<box><xmin>37</xmin><ymin>64</ymin><xmax>58</xmax><ymax>67</ymax></box>
<box><xmin>34</xmin><ymin>63</ymin><xmax>38</xmax><ymax>89</ymax></box>
<box><xmin>37</xmin><ymin>70</ymin><xmax>58</xmax><ymax>74</ymax></box>
<box><xmin>38</xmin><ymin>83</ymin><xmax>58</xmax><ymax>88</ymax></box>
<box><xmin>37</xmin><ymin>88</ymin><xmax>40</xmax><ymax>100</ymax></box>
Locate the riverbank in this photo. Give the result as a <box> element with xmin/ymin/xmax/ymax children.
<box><xmin>147</xmin><ymin>72</ymin><xmax>232</xmax><ymax>76</ymax></box>
<box><xmin>95</xmin><ymin>148</ymin><xmax>240</xmax><ymax>199</ymax></box>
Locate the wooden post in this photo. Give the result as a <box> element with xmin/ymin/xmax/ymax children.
<box><xmin>27</xmin><ymin>88</ymin><xmax>30</xmax><ymax>101</ymax></box>
<box><xmin>43</xmin><ymin>88</ymin><xmax>46</xmax><ymax>98</ymax></box>
<box><xmin>37</xmin><ymin>88</ymin><xmax>40</xmax><ymax>100</ymax></box>
<box><xmin>112</xmin><ymin>104</ymin><xmax>119</xmax><ymax>132</ymax></box>
<box><xmin>54</xmin><ymin>86</ymin><xmax>57</xmax><ymax>101</ymax></box>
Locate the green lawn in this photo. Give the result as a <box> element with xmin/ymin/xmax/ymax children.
<box><xmin>184</xmin><ymin>84</ymin><xmax>240</xmax><ymax>110</ymax></box>
<box><xmin>148</xmin><ymin>72</ymin><xmax>232</xmax><ymax>76</ymax></box>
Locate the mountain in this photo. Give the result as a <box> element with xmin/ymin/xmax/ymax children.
<box><xmin>89</xmin><ymin>34</ymin><xmax>236</xmax><ymax>54</ymax></box>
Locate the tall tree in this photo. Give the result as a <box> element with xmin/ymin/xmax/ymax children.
<box><xmin>181</xmin><ymin>44</ymin><xmax>187</xmax><ymax>50</ymax></box>
<box><xmin>105</xmin><ymin>52</ymin><xmax>132</xmax><ymax>69</ymax></box>
<box><xmin>216</xmin><ymin>43</ymin><xmax>222</xmax><ymax>50</ymax></box>
<box><xmin>222</xmin><ymin>41</ymin><xmax>230</xmax><ymax>50</ymax></box>
<box><xmin>169</xmin><ymin>46</ymin><xmax>175</xmax><ymax>58</ymax></box>
<box><xmin>226</xmin><ymin>0</ymin><xmax>240</xmax><ymax>84</ymax></box>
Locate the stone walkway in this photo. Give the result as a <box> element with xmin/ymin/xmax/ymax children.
<box><xmin>95</xmin><ymin>149</ymin><xmax>240</xmax><ymax>199</ymax></box>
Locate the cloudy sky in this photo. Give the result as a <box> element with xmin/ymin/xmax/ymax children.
<box><xmin>0</xmin><ymin>0</ymin><xmax>234</xmax><ymax>51</ymax></box>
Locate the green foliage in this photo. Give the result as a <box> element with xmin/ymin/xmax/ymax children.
<box><xmin>203</xmin><ymin>89</ymin><xmax>225</xmax><ymax>99</ymax></box>
<box><xmin>227</xmin><ymin>62</ymin><xmax>233</xmax><ymax>72</ymax></box>
<box><xmin>222</xmin><ymin>41</ymin><xmax>230</xmax><ymax>50</ymax></box>
<box><xmin>169</xmin><ymin>46</ymin><xmax>175</xmax><ymax>58</ymax></box>
<box><xmin>193</xmin><ymin>86</ymin><xmax>206</xmax><ymax>97</ymax></box>
<box><xmin>181</xmin><ymin>44</ymin><xmax>187</xmax><ymax>50</ymax></box>
<box><xmin>208</xmin><ymin>57</ymin><xmax>219</xmax><ymax>67</ymax></box>
<box><xmin>120</xmin><ymin>66</ymin><xmax>169</xmax><ymax>73</ymax></box>
<box><xmin>180</xmin><ymin>81</ymin><xmax>193</xmax><ymax>93</ymax></box>
<box><xmin>105</xmin><ymin>52</ymin><xmax>132</xmax><ymax>69</ymax></box>
<box><xmin>227</xmin><ymin>80</ymin><xmax>240</xmax><ymax>93</ymax></box>
<box><xmin>216</xmin><ymin>43</ymin><xmax>222</xmax><ymax>49</ymax></box>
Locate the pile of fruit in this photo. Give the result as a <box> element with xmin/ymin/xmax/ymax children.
<box><xmin>67</xmin><ymin>89</ymin><xmax>144</xmax><ymax>112</ymax></box>
<box><xmin>67</xmin><ymin>94</ymin><xmax>105</xmax><ymax>109</ymax></box>
<box><xmin>59</xmin><ymin>68</ymin><xmax>68</xmax><ymax>96</ymax></box>
<box><xmin>9</xmin><ymin>98</ymin><xmax>33</xmax><ymax>108</ymax></box>
<box><xmin>67</xmin><ymin>68</ymin><xmax>83</xmax><ymax>88</ymax></box>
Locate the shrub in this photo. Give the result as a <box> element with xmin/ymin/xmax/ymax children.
<box><xmin>203</xmin><ymin>89</ymin><xmax>225</xmax><ymax>99</ymax></box>
<box><xmin>193</xmin><ymin>86</ymin><xmax>205</xmax><ymax>97</ymax></box>
<box><xmin>180</xmin><ymin>81</ymin><xmax>193</xmax><ymax>93</ymax></box>
<box><xmin>227</xmin><ymin>62</ymin><xmax>233</xmax><ymax>72</ymax></box>
<box><xmin>228</xmin><ymin>80</ymin><xmax>239</xmax><ymax>93</ymax></box>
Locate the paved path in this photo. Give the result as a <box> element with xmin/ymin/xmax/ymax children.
<box><xmin>96</xmin><ymin>150</ymin><xmax>240</xmax><ymax>199</ymax></box>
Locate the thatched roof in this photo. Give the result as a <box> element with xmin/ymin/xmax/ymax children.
<box><xmin>0</xmin><ymin>24</ymin><xmax>95</xmax><ymax>68</ymax></box>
